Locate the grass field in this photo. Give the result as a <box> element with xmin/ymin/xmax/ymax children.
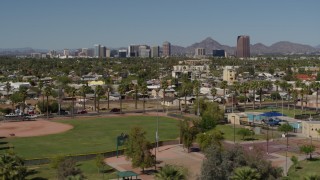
<box><xmin>0</xmin><ymin>116</ymin><xmax>179</xmax><ymax>159</ymax></box>
<box><xmin>287</xmin><ymin>158</ymin><xmax>320</xmax><ymax>180</ymax></box>
<box><xmin>26</xmin><ymin>159</ymin><xmax>117</xmax><ymax>180</ymax></box>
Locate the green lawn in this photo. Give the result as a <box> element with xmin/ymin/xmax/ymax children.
<box><xmin>0</xmin><ymin>116</ymin><xmax>179</xmax><ymax>159</ymax></box>
<box><xmin>26</xmin><ymin>159</ymin><xmax>117</xmax><ymax>180</ymax></box>
<box><xmin>287</xmin><ymin>158</ymin><xmax>320</xmax><ymax>180</ymax></box>
<box><xmin>214</xmin><ymin>124</ymin><xmax>280</xmax><ymax>142</ymax></box>
<box><xmin>249</xmin><ymin>107</ymin><xmax>315</xmax><ymax>118</ymax></box>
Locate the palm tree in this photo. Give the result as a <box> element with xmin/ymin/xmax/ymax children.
<box><xmin>292</xmin><ymin>89</ymin><xmax>299</xmax><ymax>117</ymax></box>
<box><xmin>240</xmin><ymin>82</ymin><xmax>249</xmax><ymax>111</ymax></box>
<box><xmin>155</xmin><ymin>164</ymin><xmax>187</xmax><ymax>180</ymax></box>
<box><xmin>44</xmin><ymin>85</ymin><xmax>52</xmax><ymax>119</ymax></box>
<box><xmin>193</xmin><ymin>80</ymin><xmax>200</xmax><ymax>115</ymax></box>
<box><xmin>118</xmin><ymin>82</ymin><xmax>127</xmax><ymax>113</ymax></box>
<box><xmin>5</xmin><ymin>81</ymin><xmax>11</xmax><ymax>100</ymax></box>
<box><xmin>220</xmin><ymin>81</ymin><xmax>228</xmax><ymax>110</ymax></box>
<box><xmin>278</xmin><ymin>123</ymin><xmax>294</xmax><ymax>174</ymax></box>
<box><xmin>139</xmin><ymin>82</ymin><xmax>148</xmax><ymax>113</ymax></box>
<box><xmin>9</xmin><ymin>92</ymin><xmax>22</xmax><ymax>113</ymax></box>
<box><xmin>274</xmin><ymin>80</ymin><xmax>281</xmax><ymax>108</ymax></box>
<box><xmin>79</xmin><ymin>85</ymin><xmax>90</xmax><ymax>110</ymax></box>
<box><xmin>18</xmin><ymin>86</ymin><xmax>28</xmax><ymax>114</ymax></box>
<box><xmin>231</xmin><ymin>166</ymin><xmax>260</xmax><ymax>180</ymax></box>
<box><xmin>133</xmin><ymin>83</ymin><xmax>139</xmax><ymax>109</ymax></box>
<box><xmin>310</xmin><ymin>81</ymin><xmax>320</xmax><ymax>112</ymax></box>
<box><xmin>249</xmin><ymin>81</ymin><xmax>259</xmax><ymax>110</ymax></box>
<box><xmin>66</xmin><ymin>86</ymin><xmax>77</xmax><ymax>117</ymax></box>
<box><xmin>181</xmin><ymin>82</ymin><xmax>193</xmax><ymax>111</ymax></box>
<box><xmin>95</xmin><ymin>85</ymin><xmax>105</xmax><ymax>113</ymax></box>
<box><xmin>258</xmin><ymin>80</ymin><xmax>272</xmax><ymax>107</ymax></box>
<box><xmin>38</xmin><ymin>81</ymin><xmax>45</xmax><ymax>111</ymax></box>
<box><xmin>161</xmin><ymin>79</ymin><xmax>169</xmax><ymax>111</ymax></box>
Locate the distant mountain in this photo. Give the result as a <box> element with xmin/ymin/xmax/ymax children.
<box><xmin>171</xmin><ymin>37</ymin><xmax>319</xmax><ymax>56</ymax></box>
<box><xmin>185</xmin><ymin>37</ymin><xmax>234</xmax><ymax>55</ymax></box>
<box><xmin>315</xmin><ymin>45</ymin><xmax>320</xmax><ymax>49</ymax></box>
<box><xmin>0</xmin><ymin>47</ymin><xmax>48</xmax><ymax>56</ymax></box>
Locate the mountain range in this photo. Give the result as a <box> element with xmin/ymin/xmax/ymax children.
<box><xmin>172</xmin><ymin>37</ymin><xmax>319</xmax><ymax>55</ymax></box>
<box><xmin>0</xmin><ymin>37</ymin><xmax>319</xmax><ymax>56</ymax></box>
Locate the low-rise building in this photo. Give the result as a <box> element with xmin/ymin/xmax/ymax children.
<box><xmin>302</xmin><ymin>121</ymin><xmax>320</xmax><ymax>138</ymax></box>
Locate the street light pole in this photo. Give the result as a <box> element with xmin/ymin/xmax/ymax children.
<box><xmin>232</xmin><ymin>116</ymin><xmax>236</xmax><ymax>143</ymax></box>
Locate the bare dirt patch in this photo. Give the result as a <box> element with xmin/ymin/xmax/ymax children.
<box><xmin>0</xmin><ymin>120</ymin><xmax>73</xmax><ymax>138</ymax></box>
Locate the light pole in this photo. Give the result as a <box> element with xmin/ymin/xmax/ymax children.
<box><xmin>232</xmin><ymin>116</ymin><xmax>236</xmax><ymax>143</ymax></box>
<box><xmin>282</xmin><ymin>96</ymin><xmax>284</xmax><ymax>116</ymax></box>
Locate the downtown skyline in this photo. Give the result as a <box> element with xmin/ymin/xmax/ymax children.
<box><xmin>0</xmin><ymin>0</ymin><xmax>319</xmax><ymax>49</ymax></box>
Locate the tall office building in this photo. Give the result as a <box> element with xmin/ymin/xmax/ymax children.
<box><xmin>138</xmin><ymin>45</ymin><xmax>150</xmax><ymax>58</ymax></box>
<box><xmin>195</xmin><ymin>48</ymin><xmax>206</xmax><ymax>57</ymax></box>
<box><xmin>128</xmin><ymin>45</ymin><xmax>140</xmax><ymax>57</ymax></box>
<box><xmin>151</xmin><ymin>46</ymin><xmax>160</xmax><ymax>57</ymax></box>
<box><xmin>162</xmin><ymin>41</ymin><xmax>171</xmax><ymax>57</ymax></box>
<box><xmin>118</xmin><ymin>49</ymin><xmax>127</xmax><ymax>58</ymax></box>
<box><xmin>212</xmin><ymin>50</ymin><xmax>226</xmax><ymax>57</ymax></box>
<box><xmin>100</xmin><ymin>46</ymin><xmax>106</xmax><ymax>58</ymax></box>
<box><xmin>63</xmin><ymin>49</ymin><xmax>70</xmax><ymax>57</ymax></box>
<box><xmin>94</xmin><ymin>44</ymin><xmax>101</xmax><ymax>58</ymax></box>
<box><xmin>236</xmin><ymin>35</ymin><xmax>250</xmax><ymax>58</ymax></box>
<box><xmin>106</xmin><ymin>49</ymin><xmax>111</xmax><ymax>58</ymax></box>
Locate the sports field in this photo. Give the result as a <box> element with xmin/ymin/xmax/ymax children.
<box><xmin>0</xmin><ymin>116</ymin><xmax>179</xmax><ymax>159</ymax></box>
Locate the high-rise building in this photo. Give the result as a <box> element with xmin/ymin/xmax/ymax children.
<box><xmin>139</xmin><ymin>45</ymin><xmax>150</xmax><ymax>58</ymax></box>
<box><xmin>212</xmin><ymin>50</ymin><xmax>226</xmax><ymax>57</ymax></box>
<box><xmin>236</xmin><ymin>35</ymin><xmax>250</xmax><ymax>58</ymax></box>
<box><xmin>100</xmin><ymin>46</ymin><xmax>106</xmax><ymax>58</ymax></box>
<box><xmin>162</xmin><ymin>41</ymin><xmax>171</xmax><ymax>57</ymax></box>
<box><xmin>63</xmin><ymin>49</ymin><xmax>70</xmax><ymax>57</ymax></box>
<box><xmin>151</xmin><ymin>46</ymin><xmax>160</xmax><ymax>57</ymax></box>
<box><xmin>94</xmin><ymin>44</ymin><xmax>101</xmax><ymax>58</ymax></box>
<box><xmin>195</xmin><ymin>48</ymin><xmax>206</xmax><ymax>57</ymax></box>
<box><xmin>81</xmin><ymin>48</ymin><xmax>88</xmax><ymax>57</ymax></box>
<box><xmin>118</xmin><ymin>49</ymin><xmax>127</xmax><ymax>58</ymax></box>
<box><xmin>106</xmin><ymin>49</ymin><xmax>111</xmax><ymax>58</ymax></box>
<box><xmin>128</xmin><ymin>45</ymin><xmax>140</xmax><ymax>57</ymax></box>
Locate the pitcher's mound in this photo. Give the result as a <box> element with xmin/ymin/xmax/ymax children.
<box><xmin>0</xmin><ymin>120</ymin><xmax>73</xmax><ymax>137</ymax></box>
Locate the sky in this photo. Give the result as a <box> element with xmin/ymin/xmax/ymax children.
<box><xmin>0</xmin><ymin>0</ymin><xmax>319</xmax><ymax>49</ymax></box>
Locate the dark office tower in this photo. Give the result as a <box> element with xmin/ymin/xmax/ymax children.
<box><xmin>94</xmin><ymin>44</ymin><xmax>101</xmax><ymax>58</ymax></box>
<box><xmin>162</xmin><ymin>41</ymin><xmax>171</xmax><ymax>57</ymax></box>
<box><xmin>100</xmin><ymin>46</ymin><xmax>106</xmax><ymax>58</ymax></box>
<box><xmin>236</xmin><ymin>35</ymin><xmax>250</xmax><ymax>58</ymax></box>
<box><xmin>212</xmin><ymin>50</ymin><xmax>225</xmax><ymax>57</ymax></box>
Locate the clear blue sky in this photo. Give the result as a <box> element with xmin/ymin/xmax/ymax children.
<box><xmin>0</xmin><ymin>0</ymin><xmax>319</xmax><ymax>49</ymax></box>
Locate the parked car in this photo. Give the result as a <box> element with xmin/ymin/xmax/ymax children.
<box><xmin>262</xmin><ymin>118</ymin><xmax>281</xmax><ymax>126</ymax></box>
<box><xmin>24</xmin><ymin>114</ymin><xmax>38</xmax><ymax>120</ymax></box>
<box><xmin>77</xmin><ymin>110</ymin><xmax>87</xmax><ymax>114</ymax></box>
<box><xmin>58</xmin><ymin>110</ymin><xmax>69</xmax><ymax>115</ymax></box>
<box><xmin>110</xmin><ymin>108</ymin><xmax>121</xmax><ymax>113</ymax></box>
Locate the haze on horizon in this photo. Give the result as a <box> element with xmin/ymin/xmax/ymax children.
<box><xmin>0</xmin><ymin>0</ymin><xmax>319</xmax><ymax>49</ymax></box>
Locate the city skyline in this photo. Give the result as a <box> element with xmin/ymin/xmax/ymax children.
<box><xmin>0</xmin><ymin>0</ymin><xmax>319</xmax><ymax>49</ymax></box>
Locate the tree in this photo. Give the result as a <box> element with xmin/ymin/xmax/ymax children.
<box><xmin>124</xmin><ymin>127</ymin><xmax>154</xmax><ymax>173</ymax></box>
<box><xmin>274</xmin><ymin>80</ymin><xmax>281</xmax><ymax>107</ymax></box>
<box><xmin>278</xmin><ymin>123</ymin><xmax>293</xmax><ymax>168</ymax></box>
<box><xmin>292</xmin><ymin>89</ymin><xmax>299</xmax><ymax>117</ymax></box>
<box><xmin>95</xmin><ymin>85</ymin><xmax>105</xmax><ymax>113</ymax></box>
<box><xmin>193</xmin><ymin>80</ymin><xmax>200</xmax><ymax>115</ymax></box>
<box><xmin>237</xmin><ymin>128</ymin><xmax>254</xmax><ymax>140</ymax></box>
<box><xmin>249</xmin><ymin>81</ymin><xmax>259</xmax><ymax>110</ymax></box>
<box><xmin>290</xmin><ymin>155</ymin><xmax>298</xmax><ymax>170</ymax></box>
<box><xmin>79</xmin><ymin>85</ymin><xmax>90</xmax><ymax>110</ymax></box>
<box><xmin>118</xmin><ymin>82</ymin><xmax>128</xmax><ymax>113</ymax></box>
<box><xmin>0</xmin><ymin>153</ymin><xmax>27</xmax><ymax>180</ymax></box>
<box><xmin>199</xmin><ymin>102</ymin><xmax>224</xmax><ymax>131</ymax></box>
<box><xmin>57</xmin><ymin>158</ymin><xmax>84</xmax><ymax>180</ymax></box>
<box><xmin>180</xmin><ymin>120</ymin><xmax>199</xmax><ymax>152</ymax></box>
<box><xmin>44</xmin><ymin>85</ymin><xmax>53</xmax><ymax>119</ymax></box>
<box><xmin>95</xmin><ymin>154</ymin><xmax>105</xmax><ymax>176</ymax></box>
<box><xmin>5</xmin><ymin>81</ymin><xmax>11</xmax><ymax>99</ymax></box>
<box><xmin>300</xmin><ymin>145</ymin><xmax>315</xmax><ymax>160</ymax></box>
<box><xmin>161</xmin><ymin>80</ymin><xmax>168</xmax><ymax>111</ymax></box>
<box><xmin>239</xmin><ymin>82</ymin><xmax>250</xmax><ymax>111</ymax></box>
<box><xmin>65</xmin><ymin>86</ymin><xmax>77</xmax><ymax>117</ymax></box>
<box><xmin>155</xmin><ymin>164</ymin><xmax>187</xmax><ymax>180</ymax></box>
<box><xmin>220</xmin><ymin>81</ymin><xmax>228</xmax><ymax>110</ymax></box>
<box><xmin>310</xmin><ymin>81</ymin><xmax>320</xmax><ymax>112</ymax></box>
<box><xmin>133</xmin><ymin>83</ymin><xmax>139</xmax><ymax>109</ymax></box>
<box><xmin>139</xmin><ymin>82</ymin><xmax>148</xmax><ymax>113</ymax></box>
<box><xmin>196</xmin><ymin>130</ymin><xmax>224</xmax><ymax>150</ymax></box>
<box><xmin>9</xmin><ymin>92</ymin><xmax>22</xmax><ymax>113</ymax></box>
<box><xmin>258</xmin><ymin>81</ymin><xmax>272</xmax><ymax>107</ymax></box>
<box><xmin>19</xmin><ymin>86</ymin><xmax>28</xmax><ymax>114</ymax></box>
<box><xmin>180</xmin><ymin>81</ymin><xmax>193</xmax><ymax>111</ymax></box>
<box><xmin>231</xmin><ymin>166</ymin><xmax>260</xmax><ymax>180</ymax></box>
